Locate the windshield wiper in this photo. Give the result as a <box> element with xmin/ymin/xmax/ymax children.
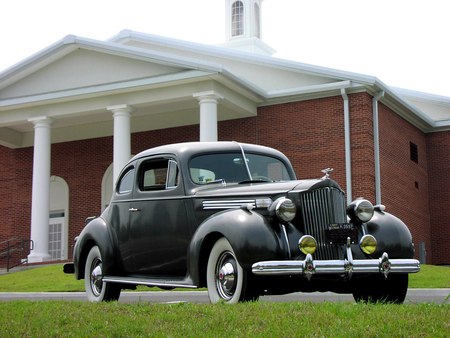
<box><xmin>206</xmin><ymin>178</ymin><xmax>226</xmax><ymax>185</ymax></box>
<box><xmin>238</xmin><ymin>179</ymin><xmax>273</xmax><ymax>184</ymax></box>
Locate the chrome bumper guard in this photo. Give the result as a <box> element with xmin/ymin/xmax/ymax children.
<box><xmin>252</xmin><ymin>243</ymin><xmax>420</xmax><ymax>280</ymax></box>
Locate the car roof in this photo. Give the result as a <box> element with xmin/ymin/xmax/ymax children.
<box><xmin>131</xmin><ymin>141</ymin><xmax>288</xmax><ymax>162</ymax></box>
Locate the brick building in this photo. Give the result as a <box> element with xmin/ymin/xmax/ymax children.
<box><xmin>1</xmin><ymin>0</ymin><xmax>449</xmax><ymax>266</ymax></box>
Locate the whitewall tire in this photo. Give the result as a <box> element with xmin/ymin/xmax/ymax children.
<box><xmin>84</xmin><ymin>246</ymin><xmax>121</xmax><ymax>302</ymax></box>
<box><xmin>206</xmin><ymin>237</ymin><xmax>258</xmax><ymax>304</ymax></box>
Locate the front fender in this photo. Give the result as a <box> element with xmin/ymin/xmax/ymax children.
<box><xmin>73</xmin><ymin>217</ymin><xmax>117</xmax><ymax>279</ymax></box>
<box><xmin>188</xmin><ymin>209</ymin><xmax>283</xmax><ymax>285</ymax></box>
<box><xmin>363</xmin><ymin>211</ymin><xmax>415</xmax><ymax>259</ymax></box>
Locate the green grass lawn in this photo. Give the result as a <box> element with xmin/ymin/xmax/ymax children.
<box><xmin>0</xmin><ymin>301</ymin><xmax>448</xmax><ymax>337</ymax></box>
<box><xmin>0</xmin><ymin>263</ymin><xmax>449</xmax><ymax>292</ymax></box>
<box><xmin>0</xmin><ymin>264</ymin><xmax>448</xmax><ymax>337</ymax></box>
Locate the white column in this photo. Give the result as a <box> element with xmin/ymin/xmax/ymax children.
<box><xmin>193</xmin><ymin>91</ymin><xmax>223</xmax><ymax>142</ymax></box>
<box><xmin>28</xmin><ymin>116</ymin><xmax>53</xmax><ymax>263</ymax></box>
<box><xmin>107</xmin><ymin>104</ymin><xmax>133</xmax><ymax>184</ymax></box>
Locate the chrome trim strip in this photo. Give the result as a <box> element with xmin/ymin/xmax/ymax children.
<box><xmin>103</xmin><ymin>276</ymin><xmax>197</xmax><ymax>289</ymax></box>
<box><xmin>280</xmin><ymin>224</ymin><xmax>291</xmax><ymax>259</ymax></box>
<box><xmin>203</xmin><ymin>199</ymin><xmax>256</xmax><ymax>210</ymax></box>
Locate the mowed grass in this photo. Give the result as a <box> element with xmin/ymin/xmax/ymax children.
<box><xmin>0</xmin><ymin>264</ymin><xmax>448</xmax><ymax>337</ymax></box>
<box><xmin>409</xmin><ymin>264</ymin><xmax>450</xmax><ymax>288</ymax></box>
<box><xmin>0</xmin><ymin>263</ymin><xmax>449</xmax><ymax>292</ymax></box>
<box><xmin>0</xmin><ymin>301</ymin><xmax>449</xmax><ymax>337</ymax></box>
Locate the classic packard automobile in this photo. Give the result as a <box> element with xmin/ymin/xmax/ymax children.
<box><xmin>64</xmin><ymin>142</ymin><xmax>420</xmax><ymax>303</ymax></box>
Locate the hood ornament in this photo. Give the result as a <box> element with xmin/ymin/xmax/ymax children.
<box><xmin>321</xmin><ymin>168</ymin><xmax>333</xmax><ymax>180</ymax></box>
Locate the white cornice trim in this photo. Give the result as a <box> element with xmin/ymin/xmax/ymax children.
<box><xmin>0</xmin><ymin>70</ymin><xmax>214</xmax><ymax>109</ymax></box>
<box><xmin>266</xmin><ymin>80</ymin><xmax>354</xmax><ymax>98</ymax></box>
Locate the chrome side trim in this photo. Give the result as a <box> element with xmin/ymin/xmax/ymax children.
<box><xmin>103</xmin><ymin>276</ymin><xmax>197</xmax><ymax>289</ymax></box>
<box><xmin>280</xmin><ymin>224</ymin><xmax>291</xmax><ymax>259</ymax></box>
<box><xmin>203</xmin><ymin>199</ymin><xmax>256</xmax><ymax>210</ymax></box>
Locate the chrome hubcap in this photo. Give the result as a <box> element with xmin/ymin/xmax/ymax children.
<box><xmin>216</xmin><ymin>252</ymin><xmax>237</xmax><ymax>300</ymax></box>
<box><xmin>90</xmin><ymin>259</ymin><xmax>103</xmax><ymax>296</ymax></box>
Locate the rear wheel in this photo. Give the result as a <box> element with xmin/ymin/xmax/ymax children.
<box><xmin>352</xmin><ymin>274</ymin><xmax>408</xmax><ymax>304</ymax></box>
<box><xmin>206</xmin><ymin>238</ymin><xmax>259</xmax><ymax>303</ymax></box>
<box><xmin>84</xmin><ymin>246</ymin><xmax>121</xmax><ymax>302</ymax></box>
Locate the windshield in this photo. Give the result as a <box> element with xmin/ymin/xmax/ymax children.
<box><xmin>189</xmin><ymin>152</ymin><xmax>292</xmax><ymax>184</ymax></box>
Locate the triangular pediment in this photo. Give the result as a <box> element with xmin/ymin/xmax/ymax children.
<box><xmin>0</xmin><ymin>48</ymin><xmax>190</xmax><ymax>100</ymax></box>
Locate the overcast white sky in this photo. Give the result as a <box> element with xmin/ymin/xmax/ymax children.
<box><xmin>1</xmin><ymin>0</ymin><xmax>449</xmax><ymax>96</ymax></box>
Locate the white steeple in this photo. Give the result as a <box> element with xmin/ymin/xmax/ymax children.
<box><xmin>223</xmin><ymin>0</ymin><xmax>275</xmax><ymax>55</ymax></box>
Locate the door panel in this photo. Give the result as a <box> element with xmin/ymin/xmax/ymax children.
<box><xmin>129</xmin><ymin>197</ymin><xmax>190</xmax><ymax>275</ymax></box>
<box><xmin>127</xmin><ymin>157</ymin><xmax>190</xmax><ymax>276</ymax></box>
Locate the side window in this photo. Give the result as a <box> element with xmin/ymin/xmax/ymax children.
<box><xmin>140</xmin><ymin>158</ymin><xmax>178</xmax><ymax>191</ymax></box>
<box><xmin>117</xmin><ymin>167</ymin><xmax>135</xmax><ymax>194</ymax></box>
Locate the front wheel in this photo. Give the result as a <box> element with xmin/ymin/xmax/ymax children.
<box><xmin>206</xmin><ymin>238</ymin><xmax>258</xmax><ymax>304</ymax></box>
<box><xmin>84</xmin><ymin>246</ymin><xmax>121</xmax><ymax>302</ymax></box>
<box><xmin>352</xmin><ymin>274</ymin><xmax>408</xmax><ymax>304</ymax></box>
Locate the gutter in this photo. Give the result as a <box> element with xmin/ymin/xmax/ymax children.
<box><xmin>373</xmin><ymin>91</ymin><xmax>385</xmax><ymax>204</ymax></box>
<box><xmin>341</xmin><ymin>88</ymin><xmax>352</xmax><ymax>204</ymax></box>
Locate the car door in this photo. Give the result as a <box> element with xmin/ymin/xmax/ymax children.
<box><xmin>128</xmin><ymin>157</ymin><xmax>190</xmax><ymax>276</ymax></box>
<box><xmin>108</xmin><ymin>163</ymin><xmax>136</xmax><ymax>272</ymax></box>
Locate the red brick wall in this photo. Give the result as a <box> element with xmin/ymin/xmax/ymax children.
<box><xmin>0</xmin><ymin>146</ymin><xmax>33</xmax><ymax>241</ymax></box>
<box><xmin>51</xmin><ymin>137</ymin><xmax>112</xmax><ymax>258</ymax></box>
<box><xmin>378</xmin><ymin>103</ymin><xmax>431</xmax><ymax>262</ymax></box>
<box><xmin>0</xmin><ymin>145</ymin><xmax>19</xmax><ymax>243</ymax></box>
<box><xmin>348</xmin><ymin>93</ymin><xmax>376</xmax><ymax>201</ymax></box>
<box><xmin>426</xmin><ymin>131</ymin><xmax>450</xmax><ymax>264</ymax></box>
<box><xmin>0</xmin><ymin>146</ymin><xmax>15</xmax><ymax>243</ymax></box>
<box><xmin>0</xmin><ymin>146</ymin><xmax>33</xmax><ymax>266</ymax></box>
<box><xmin>256</xmin><ymin>96</ymin><xmax>347</xmax><ymax>187</ymax></box>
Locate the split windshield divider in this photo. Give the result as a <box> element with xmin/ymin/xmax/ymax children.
<box><xmin>234</xmin><ymin>141</ymin><xmax>252</xmax><ymax>181</ymax></box>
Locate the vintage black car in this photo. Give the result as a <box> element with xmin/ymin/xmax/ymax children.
<box><xmin>64</xmin><ymin>142</ymin><xmax>420</xmax><ymax>303</ymax></box>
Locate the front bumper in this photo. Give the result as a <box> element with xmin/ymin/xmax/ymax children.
<box><xmin>252</xmin><ymin>244</ymin><xmax>420</xmax><ymax>279</ymax></box>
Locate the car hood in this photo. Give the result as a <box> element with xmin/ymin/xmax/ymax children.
<box><xmin>191</xmin><ymin>179</ymin><xmax>343</xmax><ymax>198</ymax></box>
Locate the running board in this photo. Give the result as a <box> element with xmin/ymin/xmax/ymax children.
<box><xmin>103</xmin><ymin>275</ymin><xmax>197</xmax><ymax>289</ymax></box>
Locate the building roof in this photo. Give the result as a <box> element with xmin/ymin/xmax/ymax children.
<box><xmin>0</xmin><ymin>30</ymin><xmax>449</xmax><ymax>148</ymax></box>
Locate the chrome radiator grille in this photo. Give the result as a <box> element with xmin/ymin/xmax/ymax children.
<box><xmin>299</xmin><ymin>187</ymin><xmax>347</xmax><ymax>260</ymax></box>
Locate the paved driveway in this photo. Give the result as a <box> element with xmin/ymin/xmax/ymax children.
<box><xmin>0</xmin><ymin>289</ymin><xmax>448</xmax><ymax>304</ymax></box>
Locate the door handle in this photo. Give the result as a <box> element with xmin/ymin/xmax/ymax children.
<box><xmin>129</xmin><ymin>208</ymin><xmax>141</xmax><ymax>212</ymax></box>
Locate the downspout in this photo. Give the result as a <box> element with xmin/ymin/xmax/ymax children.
<box><xmin>373</xmin><ymin>91</ymin><xmax>385</xmax><ymax>205</ymax></box>
<box><xmin>341</xmin><ymin>88</ymin><xmax>352</xmax><ymax>204</ymax></box>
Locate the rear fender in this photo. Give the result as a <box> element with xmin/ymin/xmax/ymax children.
<box><xmin>73</xmin><ymin>218</ymin><xmax>117</xmax><ymax>279</ymax></box>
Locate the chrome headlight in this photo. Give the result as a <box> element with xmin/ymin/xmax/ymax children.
<box><xmin>347</xmin><ymin>199</ymin><xmax>374</xmax><ymax>223</ymax></box>
<box><xmin>270</xmin><ymin>197</ymin><xmax>296</xmax><ymax>222</ymax></box>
